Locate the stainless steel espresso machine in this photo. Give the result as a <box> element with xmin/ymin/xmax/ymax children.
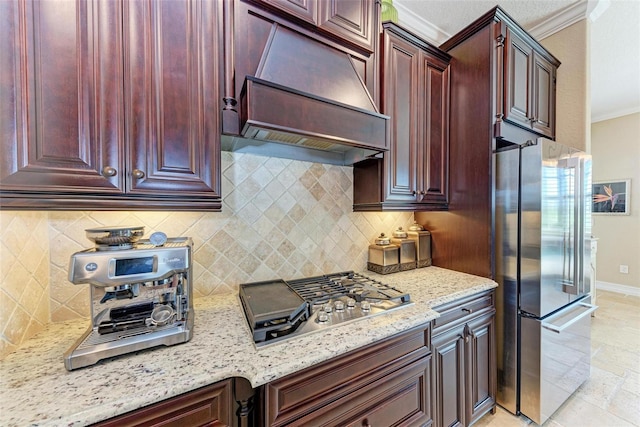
<box><xmin>64</xmin><ymin>226</ymin><xmax>194</xmax><ymax>370</ymax></box>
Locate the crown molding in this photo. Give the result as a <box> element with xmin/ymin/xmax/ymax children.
<box><xmin>393</xmin><ymin>1</ymin><xmax>451</xmax><ymax>45</ymax></box>
<box><xmin>592</xmin><ymin>106</ymin><xmax>640</xmax><ymax>123</ymax></box>
<box><xmin>395</xmin><ymin>0</ymin><xmax>608</xmax><ymax>45</ymax></box>
<box><xmin>528</xmin><ymin>0</ymin><xmax>603</xmax><ymax>40</ymax></box>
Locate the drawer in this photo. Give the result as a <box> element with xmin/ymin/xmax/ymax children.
<box><xmin>93</xmin><ymin>380</ymin><xmax>233</xmax><ymax>427</ymax></box>
<box><xmin>264</xmin><ymin>325</ymin><xmax>430</xmax><ymax>426</ymax></box>
<box><xmin>432</xmin><ymin>290</ymin><xmax>494</xmax><ymax>333</ymax></box>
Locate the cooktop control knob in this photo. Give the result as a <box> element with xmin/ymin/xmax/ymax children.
<box><xmin>334</xmin><ymin>300</ymin><xmax>345</xmax><ymax>312</ymax></box>
<box><xmin>361</xmin><ymin>301</ymin><xmax>371</xmax><ymax>312</ymax></box>
<box><xmin>346</xmin><ymin>298</ymin><xmax>356</xmax><ymax>308</ymax></box>
<box><xmin>318</xmin><ymin>312</ymin><xmax>329</xmax><ymax>323</ymax></box>
<box><xmin>323</xmin><ymin>303</ymin><xmax>333</xmax><ymax>313</ymax></box>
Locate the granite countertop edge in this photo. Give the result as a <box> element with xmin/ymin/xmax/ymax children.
<box><xmin>0</xmin><ymin>267</ymin><xmax>497</xmax><ymax>427</ymax></box>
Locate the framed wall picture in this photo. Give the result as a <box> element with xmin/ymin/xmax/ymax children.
<box><xmin>592</xmin><ymin>179</ymin><xmax>630</xmax><ymax>215</ymax></box>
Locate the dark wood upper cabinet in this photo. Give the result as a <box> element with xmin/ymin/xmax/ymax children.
<box><xmin>1</xmin><ymin>0</ymin><xmax>222</xmax><ymax>210</ymax></box>
<box><xmin>504</xmin><ymin>27</ymin><xmax>557</xmax><ymax>138</ymax></box>
<box><xmin>256</xmin><ymin>0</ymin><xmax>375</xmax><ymax>52</ymax></box>
<box><xmin>353</xmin><ymin>22</ymin><xmax>450</xmax><ymax>211</ymax></box>
<box><xmin>0</xmin><ymin>0</ymin><xmax>123</xmax><ymax>194</ymax></box>
<box><xmin>416</xmin><ymin>6</ymin><xmax>559</xmax><ymax>278</ymax></box>
<box><xmin>123</xmin><ymin>0</ymin><xmax>222</xmax><ymax>198</ymax></box>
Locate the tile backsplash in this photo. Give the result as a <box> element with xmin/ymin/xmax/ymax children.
<box><xmin>0</xmin><ymin>152</ymin><xmax>414</xmax><ymax>358</ymax></box>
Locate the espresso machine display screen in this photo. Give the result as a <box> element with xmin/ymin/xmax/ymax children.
<box><xmin>115</xmin><ymin>256</ymin><xmax>155</xmax><ymax>276</ymax></box>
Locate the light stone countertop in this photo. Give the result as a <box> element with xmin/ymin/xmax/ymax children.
<box><xmin>0</xmin><ymin>267</ymin><xmax>497</xmax><ymax>427</ymax></box>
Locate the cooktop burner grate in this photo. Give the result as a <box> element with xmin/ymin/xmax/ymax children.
<box><xmin>287</xmin><ymin>271</ymin><xmax>410</xmax><ymax>304</ymax></box>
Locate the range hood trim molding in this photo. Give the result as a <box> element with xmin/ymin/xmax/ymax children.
<box><xmin>229</xmin><ymin>76</ymin><xmax>390</xmax><ymax>165</ymax></box>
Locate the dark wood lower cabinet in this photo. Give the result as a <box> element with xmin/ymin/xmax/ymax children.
<box><xmin>432</xmin><ymin>327</ymin><xmax>465</xmax><ymax>427</ymax></box>
<box><xmin>92</xmin><ymin>379</ymin><xmax>236</xmax><ymax>427</ymax></box>
<box><xmin>89</xmin><ymin>292</ymin><xmax>495</xmax><ymax>427</ymax></box>
<box><xmin>431</xmin><ymin>291</ymin><xmax>496</xmax><ymax>427</ymax></box>
<box><xmin>261</xmin><ymin>326</ymin><xmax>433</xmax><ymax>427</ymax></box>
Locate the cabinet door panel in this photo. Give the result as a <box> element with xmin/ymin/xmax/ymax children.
<box><xmin>318</xmin><ymin>0</ymin><xmax>373</xmax><ymax>51</ymax></box>
<box><xmin>382</xmin><ymin>33</ymin><xmax>419</xmax><ymax>202</ymax></box>
<box><xmin>531</xmin><ymin>51</ymin><xmax>555</xmax><ymax>138</ymax></box>
<box><xmin>466</xmin><ymin>312</ymin><xmax>496</xmax><ymax>425</ymax></box>
<box><xmin>1</xmin><ymin>0</ymin><xmax>122</xmax><ymax>192</ymax></box>
<box><xmin>419</xmin><ymin>54</ymin><xmax>449</xmax><ymax>205</ymax></box>
<box><xmin>504</xmin><ymin>29</ymin><xmax>532</xmax><ymax>129</ymax></box>
<box><xmin>124</xmin><ymin>0</ymin><xmax>221</xmax><ymax>196</ymax></box>
<box><xmin>261</xmin><ymin>0</ymin><xmax>318</xmax><ymax>24</ymax></box>
<box><xmin>432</xmin><ymin>328</ymin><xmax>465</xmax><ymax>427</ymax></box>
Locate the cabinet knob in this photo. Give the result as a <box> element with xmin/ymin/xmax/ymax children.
<box><xmin>101</xmin><ymin>166</ymin><xmax>117</xmax><ymax>177</ymax></box>
<box><xmin>132</xmin><ymin>169</ymin><xmax>145</xmax><ymax>179</ymax></box>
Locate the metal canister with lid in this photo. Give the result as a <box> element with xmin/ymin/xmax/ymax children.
<box><xmin>390</xmin><ymin>227</ymin><xmax>416</xmax><ymax>271</ymax></box>
<box><xmin>367</xmin><ymin>233</ymin><xmax>400</xmax><ymax>275</ymax></box>
<box><xmin>407</xmin><ymin>222</ymin><xmax>432</xmax><ymax>268</ymax></box>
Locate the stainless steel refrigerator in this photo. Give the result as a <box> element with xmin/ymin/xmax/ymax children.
<box><xmin>495</xmin><ymin>138</ymin><xmax>597</xmax><ymax>425</ymax></box>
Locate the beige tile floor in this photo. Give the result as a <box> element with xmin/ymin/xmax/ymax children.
<box><xmin>475</xmin><ymin>290</ymin><xmax>640</xmax><ymax>427</ymax></box>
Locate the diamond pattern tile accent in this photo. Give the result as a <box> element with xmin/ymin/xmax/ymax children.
<box><xmin>0</xmin><ymin>211</ymin><xmax>50</xmax><ymax>359</ymax></box>
<box><xmin>0</xmin><ymin>153</ymin><xmax>416</xmax><ymax>354</ymax></box>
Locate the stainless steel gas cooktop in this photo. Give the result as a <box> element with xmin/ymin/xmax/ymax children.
<box><xmin>239</xmin><ymin>271</ymin><xmax>412</xmax><ymax>346</ymax></box>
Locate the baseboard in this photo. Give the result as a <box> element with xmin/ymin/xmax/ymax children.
<box><xmin>596</xmin><ymin>281</ymin><xmax>640</xmax><ymax>297</ymax></box>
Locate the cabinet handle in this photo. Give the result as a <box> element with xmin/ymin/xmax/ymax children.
<box><xmin>462</xmin><ymin>307</ymin><xmax>473</xmax><ymax>313</ymax></box>
<box><xmin>102</xmin><ymin>166</ymin><xmax>117</xmax><ymax>177</ymax></box>
<box><xmin>132</xmin><ymin>169</ymin><xmax>145</xmax><ymax>179</ymax></box>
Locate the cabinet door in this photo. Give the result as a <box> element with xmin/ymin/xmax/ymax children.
<box><xmin>318</xmin><ymin>0</ymin><xmax>374</xmax><ymax>52</ymax></box>
<box><xmin>432</xmin><ymin>327</ymin><xmax>466</xmax><ymax>427</ymax></box>
<box><xmin>124</xmin><ymin>0</ymin><xmax>221</xmax><ymax>197</ymax></box>
<box><xmin>0</xmin><ymin>0</ymin><xmax>123</xmax><ymax>194</ymax></box>
<box><xmin>260</xmin><ymin>0</ymin><xmax>318</xmax><ymax>24</ymax></box>
<box><xmin>504</xmin><ymin>28</ymin><xmax>533</xmax><ymax>130</ymax></box>
<box><xmin>465</xmin><ymin>313</ymin><xmax>496</xmax><ymax>425</ymax></box>
<box><xmin>381</xmin><ymin>30</ymin><xmax>420</xmax><ymax>203</ymax></box>
<box><xmin>417</xmin><ymin>52</ymin><xmax>449</xmax><ymax>206</ymax></box>
<box><xmin>531</xmin><ymin>51</ymin><xmax>556</xmax><ymax>138</ymax></box>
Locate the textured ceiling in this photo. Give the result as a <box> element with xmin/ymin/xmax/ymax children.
<box><xmin>394</xmin><ymin>0</ymin><xmax>640</xmax><ymax>123</ymax></box>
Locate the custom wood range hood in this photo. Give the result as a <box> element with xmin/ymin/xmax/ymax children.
<box><xmin>221</xmin><ymin>2</ymin><xmax>389</xmax><ymax>166</ymax></box>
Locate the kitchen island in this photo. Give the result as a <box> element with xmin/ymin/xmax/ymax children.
<box><xmin>0</xmin><ymin>267</ymin><xmax>496</xmax><ymax>426</ymax></box>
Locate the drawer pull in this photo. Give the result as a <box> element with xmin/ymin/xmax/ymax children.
<box><xmin>462</xmin><ymin>307</ymin><xmax>473</xmax><ymax>313</ymax></box>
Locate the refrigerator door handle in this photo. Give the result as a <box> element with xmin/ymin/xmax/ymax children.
<box><xmin>541</xmin><ymin>303</ymin><xmax>598</xmax><ymax>334</ymax></box>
